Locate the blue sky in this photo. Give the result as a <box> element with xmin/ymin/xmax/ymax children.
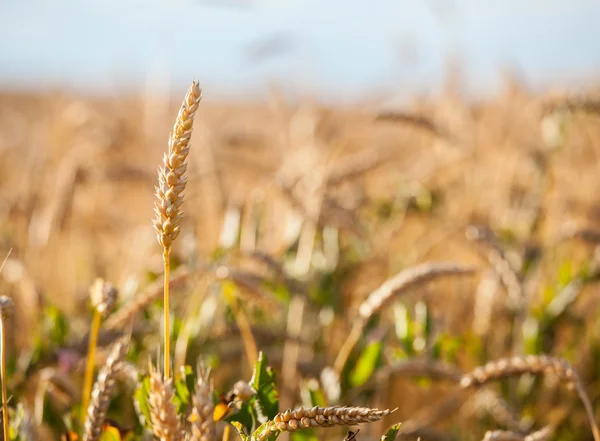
<box><xmin>1</xmin><ymin>0</ymin><xmax>600</xmax><ymax>101</ymax></box>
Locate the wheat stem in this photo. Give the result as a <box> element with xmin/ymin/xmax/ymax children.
<box><xmin>575</xmin><ymin>381</ymin><xmax>600</xmax><ymax>441</ymax></box>
<box><xmin>0</xmin><ymin>297</ymin><xmax>13</xmax><ymax>441</ymax></box>
<box><xmin>0</xmin><ymin>309</ymin><xmax>8</xmax><ymax>441</ymax></box>
<box><xmin>163</xmin><ymin>248</ymin><xmax>171</xmax><ymax>379</ymax></box>
<box><xmin>222</xmin><ymin>423</ymin><xmax>230</xmax><ymax>441</ymax></box>
<box><xmin>81</xmin><ymin>309</ymin><xmax>102</xmax><ymax>423</ymax></box>
<box><xmin>223</xmin><ymin>287</ymin><xmax>257</xmax><ymax>369</ymax></box>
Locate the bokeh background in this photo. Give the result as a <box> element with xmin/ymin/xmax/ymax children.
<box><xmin>2</xmin><ymin>1</ymin><xmax>600</xmax><ymax>440</ymax></box>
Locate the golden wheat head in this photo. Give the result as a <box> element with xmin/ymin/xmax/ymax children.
<box><xmin>153</xmin><ymin>81</ymin><xmax>202</xmax><ymax>250</ymax></box>
<box><xmin>189</xmin><ymin>366</ymin><xmax>215</xmax><ymax>441</ymax></box>
<box><xmin>256</xmin><ymin>406</ymin><xmax>394</xmax><ymax>441</ymax></box>
<box><xmin>83</xmin><ymin>338</ymin><xmax>128</xmax><ymax>441</ymax></box>
<box><xmin>460</xmin><ymin>355</ymin><xmax>577</xmax><ymax>388</ymax></box>
<box><xmin>90</xmin><ymin>278</ymin><xmax>118</xmax><ymax>317</ymax></box>
<box><xmin>147</xmin><ymin>366</ymin><xmax>184</xmax><ymax>441</ymax></box>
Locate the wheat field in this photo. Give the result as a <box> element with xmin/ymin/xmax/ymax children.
<box><xmin>0</xmin><ymin>78</ymin><xmax>600</xmax><ymax>441</ymax></box>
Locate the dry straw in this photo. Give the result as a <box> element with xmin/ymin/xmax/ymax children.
<box><xmin>147</xmin><ymin>366</ymin><xmax>184</xmax><ymax>441</ymax></box>
<box><xmin>461</xmin><ymin>355</ymin><xmax>600</xmax><ymax>441</ymax></box>
<box><xmin>256</xmin><ymin>406</ymin><xmax>394</xmax><ymax>441</ymax></box>
<box><xmin>188</xmin><ymin>367</ymin><xmax>216</xmax><ymax>441</ymax></box>
<box><xmin>153</xmin><ymin>80</ymin><xmax>202</xmax><ymax>379</ymax></box>
<box><xmin>334</xmin><ymin>262</ymin><xmax>476</xmax><ymax>373</ymax></box>
<box><xmin>83</xmin><ymin>338</ymin><xmax>128</xmax><ymax>441</ymax></box>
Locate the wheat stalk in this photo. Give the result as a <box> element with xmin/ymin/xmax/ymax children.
<box><xmin>82</xmin><ymin>279</ymin><xmax>119</xmax><ymax>423</ymax></box>
<box><xmin>147</xmin><ymin>367</ymin><xmax>183</xmax><ymax>441</ymax></box>
<box><xmin>461</xmin><ymin>355</ymin><xmax>600</xmax><ymax>441</ymax></box>
<box><xmin>188</xmin><ymin>367</ymin><xmax>215</xmax><ymax>441</ymax></box>
<box><xmin>334</xmin><ymin>262</ymin><xmax>476</xmax><ymax>373</ymax></box>
<box><xmin>83</xmin><ymin>338</ymin><xmax>128</xmax><ymax>441</ymax></box>
<box><xmin>153</xmin><ymin>80</ymin><xmax>202</xmax><ymax>379</ymax></box>
<box><xmin>256</xmin><ymin>406</ymin><xmax>394</xmax><ymax>441</ymax></box>
<box><xmin>0</xmin><ymin>296</ymin><xmax>13</xmax><ymax>441</ymax></box>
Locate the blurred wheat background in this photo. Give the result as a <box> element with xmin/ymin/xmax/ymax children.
<box><xmin>2</xmin><ymin>1</ymin><xmax>600</xmax><ymax>440</ymax></box>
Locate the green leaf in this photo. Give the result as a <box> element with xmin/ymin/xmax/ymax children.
<box><xmin>349</xmin><ymin>342</ymin><xmax>382</xmax><ymax>387</ymax></box>
<box><xmin>134</xmin><ymin>376</ymin><xmax>153</xmax><ymax>429</ymax></box>
<box><xmin>250</xmin><ymin>352</ymin><xmax>279</xmax><ymax>421</ymax></box>
<box><xmin>45</xmin><ymin>306</ymin><xmax>69</xmax><ymax>348</ymax></box>
<box><xmin>381</xmin><ymin>423</ymin><xmax>402</xmax><ymax>441</ymax></box>
<box><xmin>231</xmin><ymin>422</ymin><xmax>250</xmax><ymax>441</ymax></box>
<box><xmin>308</xmin><ymin>388</ymin><xmax>327</xmax><ymax>407</ymax></box>
<box><xmin>291</xmin><ymin>430</ymin><xmax>318</xmax><ymax>441</ymax></box>
<box><xmin>226</xmin><ymin>400</ymin><xmax>256</xmax><ymax>436</ymax></box>
<box><xmin>558</xmin><ymin>260</ymin><xmax>573</xmax><ymax>287</ymax></box>
<box><xmin>173</xmin><ymin>365</ymin><xmax>194</xmax><ymax>412</ymax></box>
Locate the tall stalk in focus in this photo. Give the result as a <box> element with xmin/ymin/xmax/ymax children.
<box><xmin>0</xmin><ymin>296</ymin><xmax>13</xmax><ymax>441</ymax></box>
<box><xmin>153</xmin><ymin>81</ymin><xmax>202</xmax><ymax>379</ymax></box>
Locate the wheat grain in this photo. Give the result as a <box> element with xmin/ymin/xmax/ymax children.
<box><xmin>256</xmin><ymin>406</ymin><xmax>394</xmax><ymax>441</ymax></box>
<box><xmin>153</xmin><ymin>81</ymin><xmax>202</xmax><ymax>250</ymax></box>
<box><xmin>148</xmin><ymin>367</ymin><xmax>183</xmax><ymax>441</ymax></box>
<box><xmin>83</xmin><ymin>338</ymin><xmax>128</xmax><ymax>441</ymax></box>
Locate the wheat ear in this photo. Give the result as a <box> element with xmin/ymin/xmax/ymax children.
<box><xmin>465</xmin><ymin>225</ymin><xmax>523</xmax><ymax>308</ymax></box>
<box><xmin>481</xmin><ymin>426</ymin><xmax>552</xmax><ymax>441</ymax></box>
<box><xmin>334</xmin><ymin>262</ymin><xmax>476</xmax><ymax>373</ymax></box>
<box><xmin>148</xmin><ymin>366</ymin><xmax>184</xmax><ymax>441</ymax></box>
<box><xmin>82</xmin><ymin>279</ymin><xmax>118</xmax><ymax>423</ymax></box>
<box><xmin>83</xmin><ymin>338</ymin><xmax>128</xmax><ymax>441</ymax></box>
<box><xmin>104</xmin><ymin>267</ymin><xmax>190</xmax><ymax>332</ymax></box>
<box><xmin>153</xmin><ymin>80</ymin><xmax>202</xmax><ymax>379</ymax></box>
<box><xmin>188</xmin><ymin>367</ymin><xmax>215</xmax><ymax>441</ymax></box>
<box><xmin>0</xmin><ymin>296</ymin><xmax>13</xmax><ymax>441</ymax></box>
<box><xmin>461</xmin><ymin>355</ymin><xmax>600</xmax><ymax>441</ymax></box>
<box><xmin>256</xmin><ymin>406</ymin><xmax>394</xmax><ymax>441</ymax></box>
